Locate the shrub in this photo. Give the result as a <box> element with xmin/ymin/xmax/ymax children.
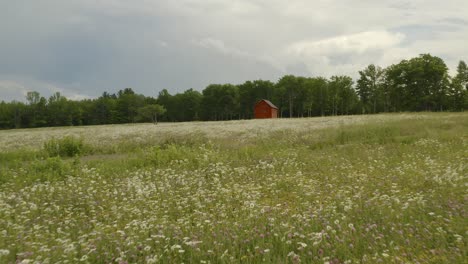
<box><xmin>31</xmin><ymin>157</ymin><xmax>71</xmax><ymax>182</ymax></box>
<box><xmin>43</xmin><ymin>136</ymin><xmax>84</xmax><ymax>157</ymax></box>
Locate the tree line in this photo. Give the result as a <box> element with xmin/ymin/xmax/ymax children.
<box><xmin>0</xmin><ymin>54</ymin><xmax>467</xmax><ymax>129</ymax></box>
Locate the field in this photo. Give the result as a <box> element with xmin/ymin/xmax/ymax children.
<box><xmin>0</xmin><ymin>113</ymin><xmax>467</xmax><ymax>263</ymax></box>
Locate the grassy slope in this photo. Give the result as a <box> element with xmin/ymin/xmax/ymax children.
<box><xmin>0</xmin><ymin>113</ymin><xmax>467</xmax><ymax>263</ymax></box>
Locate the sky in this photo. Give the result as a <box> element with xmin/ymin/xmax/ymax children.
<box><xmin>1</xmin><ymin>0</ymin><xmax>467</xmax><ymax>101</ymax></box>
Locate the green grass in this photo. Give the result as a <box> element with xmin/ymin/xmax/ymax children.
<box><xmin>0</xmin><ymin>113</ymin><xmax>467</xmax><ymax>263</ymax></box>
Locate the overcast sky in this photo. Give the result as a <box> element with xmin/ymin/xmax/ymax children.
<box><xmin>1</xmin><ymin>0</ymin><xmax>467</xmax><ymax>101</ymax></box>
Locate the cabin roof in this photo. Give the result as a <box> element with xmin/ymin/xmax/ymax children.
<box><xmin>256</xmin><ymin>99</ymin><xmax>278</xmax><ymax>109</ymax></box>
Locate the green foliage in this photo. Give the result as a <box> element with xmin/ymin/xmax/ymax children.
<box><xmin>356</xmin><ymin>64</ymin><xmax>385</xmax><ymax>113</ymax></box>
<box><xmin>162</xmin><ymin>89</ymin><xmax>202</xmax><ymax>121</ymax></box>
<box><xmin>137</xmin><ymin>104</ymin><xmax>166</xmax><ymax>123</ymax></box>
<box><xmin>0</xmin><ymin>156</ymin><xmax>76</xmax><ymax>186</ymax></box>
<box><xmin>277</xmin><ymin>75</ymin><xmax>302</xmax><ymax>117</ymax></box>
<box><xmin>328</xmin><ymin>75</ymin><xmax>358</xmax><ymax>115</ymax></box>
<box><xmin>43</xmin><ymin>136</ymin><xmax>84</xmax><ymax>157</ymax></box>
<box><xmin>449</xmin><ymin>60</ymin><xmax>468</xmax><ymax>111</ymax></box>
<box><xmin>115</xmin><ymin>88</ymin><xmax>145</xmax><ymax>123</ymax></box>
<box><xmin>144</xmin><ymin>144</ymin><xmax>198</xmax><ymax>168</ymax></box>
<box><xmin>31</xmin><ymin>157</ymin><xmax>71</xmax><ymax>181</ymax></box>
<box><xmin>0</xmin><ymin>54</ymin><xmax>466</xmax><ymax>131</ymax></box>
<box><xmin>201</xmin><ymin>84</ymin><xmax>240</xmax><ymax>120</ymax></box>
<box><xmin>385</xmin><ymin>54</ymin><xmax>450</xmax><ymax>111</ymax></box>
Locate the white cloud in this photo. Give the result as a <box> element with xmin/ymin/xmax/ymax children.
<box><xmin>192</xmin><ymin>37</ymin><xmax>284</xmax><ymax>72</ymax></box>
<box><xmin>193</xmin><ymin>38</ymin><xmax>248</xmax><ymax>57</ymax></box>
<box><xmin>287</xmin><ymin>31</ymin><xmax>405</xmax><ymax>57</ymax></box>
<box><xmin>280</xmin><ymin>31</ymin><xmax>407</xmax><ymax>78</ymax></box>
<box><xmin>158</xmin><ymin>40</ymin><xmax>168</xmax><ymax>48</ymax></box>
<box><xmin>0</xmin><ymin>81</ymin><xmax>29</xmax><ymax>101</ymax></box>
<box><xmin>0</xmin><ymin>77</ymin><xmax>90</xmax><ymax>102</ymax></box>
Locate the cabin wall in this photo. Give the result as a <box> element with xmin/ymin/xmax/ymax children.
<box><xmin>271</xmin><ymin>108</ymin><xmax>278</xmax><ymax>118</ymax></box>
<box><xmin>254</xmin><ymin>101</ymin><xmax>278</xmax><ymax>119</ymax></box>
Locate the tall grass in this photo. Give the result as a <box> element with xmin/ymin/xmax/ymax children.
<box><xmin>43</xmin><ymin>136</ymin><xmax>85</xmax><ymax>157</ymax></box>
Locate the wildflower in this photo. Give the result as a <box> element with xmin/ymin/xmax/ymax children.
<box><xmin>147</xmin><ymin>255</ymin><xmax>158</xmax><ymax>264</ymax></box>
<box><xmin>0</xmin><ymin>249</ymin><xmax>9</xmax><ymax>257</ymax></box>
<box><xmin>287</xmin><ymin>251</ymin><xmax>301</xmax><ymax>263</ymax></box>
<box><xmin>171</xmin><ymin>245</ymin><xmax>182</xmax><ymax>251</ymax></box>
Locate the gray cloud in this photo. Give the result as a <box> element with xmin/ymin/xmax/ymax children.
<box><xmin>1</xmin><ymin>0</ymin><xmax>467</xmax><ymax>101</ymax></box>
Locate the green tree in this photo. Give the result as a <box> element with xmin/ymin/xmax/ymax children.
<box><xmin>455</xmin><ymin>60</ymin><xmax>468</xmax><ymax>88</ymax></box>
<box><xmin>26</xmin><ymin>91</ymin><xmax>40</xmax><ymax>105</ymax></box>
<box><xmin>277</xmin><ymin>75</ymin><xmax>300</xmax><ymax>118</ymax></box>
<box><xmin>115</xmin><ymin>88</ymin><xmax>145</xmax><ymax>123</ymax></box>
<box><xmin>294</xmin><ymin>77</ymin><xmax>310</xmax><ymax>117</ymax></box>
<box><xmin>0</xmin><ymin>101</ymin><xmax>14</xmax><ymax>128</ymax></box>
<box><xmin>93</xmin><ymin>94</ymin><xmax>117</xmax><ymax>124</ymax></box>
<box><xmin>328</xmin><ymin>76</ymin><xmax>357</xmax><ymax>115</ymax></box>
<box><xmin>308</xmin><ymin>77</ymin><xmax>329</xmax><ymax>116</ymax></box>
<box><xmin>137</xmin><ymin>104</ymin><xmax>166</xmax><ymax>123</ymax></box>
<box><xmin>449</xmin><ymin>60</ymin><xmax>468</xmax><ymax>110</ymax></box>
<box><xmin>35</xmin><ymin>96</ymin><xmax>48</xmax><ymax>127</ymax></box>
<box><xmin>179</xmin><ymin>89</ymin><xmax>202</xmax><ymax>121</ymax></box>
<box><xmin>356</xmin><ymin>64</ymin><xmax>385</xmax><ymax>113</ymax></box>
<box><xmin>272</xmin><ymin>84</ymin><xmax>287</xmax><ymax>118</ymax></box>
<box><xmin>156</xmin><ymin>89</ymin><xmax>175</xmax><ymax>121</ymax></box>
<box><xmin>201</xmin><ymin>84</ymin><xmax>239</xmax><ymax>120</ymax></box>
<box><xmin>78</xmin><ymin>99</ymin><xmax>96</xmax><ymax>126</ymax></box>
<box><xmin>384</xmin><ymin>54</ymin><xmax>450</xmax><ymax>111</ymax></box>
<box><xmin>47</xmin><ymin>92</ymin><xmax>71</xmax><ymax>126</ymax></box>
<box><xmin>25</xmin><ymin>91</ymin><xmax>41</xmax><ymax>127</ymax></box>
<box><xmin>9</xmin><ymin>101</ymin><xmax>27</xmax><ymax>128</ymax></box>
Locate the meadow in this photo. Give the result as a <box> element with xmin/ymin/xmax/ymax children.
<box><xmin>0</xmin><ymin>113</ymin><xmax>466</xmax><ymax>263</ymax></box>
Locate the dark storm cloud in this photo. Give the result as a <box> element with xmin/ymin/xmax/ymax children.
<box><xmin>1</xmin><ymin>0</ymin><xmax>467</xmax><ymax>101</ymax></box>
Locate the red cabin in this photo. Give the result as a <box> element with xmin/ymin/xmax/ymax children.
<box><xmin>254</xmin><ymin>99</ymin><xmax>278</xmax><ymax>119</ymax></box>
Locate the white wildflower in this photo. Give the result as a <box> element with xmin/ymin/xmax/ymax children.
<box><xmin>171</xmin><ymin>244</ymin><xmax>182</xmax><ymax>250</ymax></box>
<box><xmin>0</xmin><ymin>249</ymin><xmax>10</xmax><ymax>256</ymax></box>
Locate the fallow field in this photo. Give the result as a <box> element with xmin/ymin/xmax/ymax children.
<box><xmin>0</xmin><ymin>113</ymin><xmax>466</xmax><ymax>263</ymax></box>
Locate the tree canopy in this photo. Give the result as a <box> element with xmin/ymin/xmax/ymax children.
<box><xmin>0</xmin><ymin>54</ymin><xmax>466</xmax><ymax>129</ymax></box>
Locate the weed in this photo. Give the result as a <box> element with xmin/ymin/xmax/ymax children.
<box><xmin>43</xmin><ymin>136</ymin><xmax>84</xmax><ymax>157</ymax></box>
